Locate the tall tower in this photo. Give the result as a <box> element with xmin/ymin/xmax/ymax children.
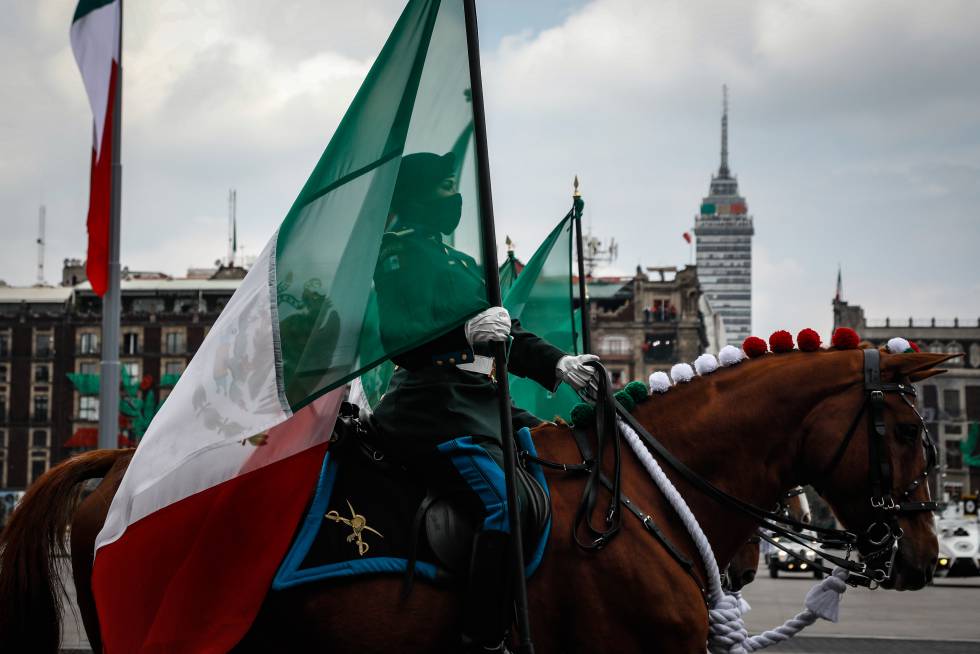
<box><xmin>693</xmin><ymin>86</ymin><xmax>755</xmax><ymax>347</ymax></box>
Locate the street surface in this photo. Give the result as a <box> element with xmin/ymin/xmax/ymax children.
<box><xmin>56</xmin><ymin>561</ymin><xmax>980</xmax><ymax>652</ymax></box>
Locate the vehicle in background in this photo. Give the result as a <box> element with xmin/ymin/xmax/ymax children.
<box><xmin>763</xmin><ymin>534</ymin><xmax>824</xmax><ymax>579</ymax></box>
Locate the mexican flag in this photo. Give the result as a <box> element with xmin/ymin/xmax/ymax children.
<box><xmin>70</xmin><ymin>0</ymin><xmax>120</xmax><ymax>297</ymax></box>
<box><xmin>92</xmin><ymin>1</ymin><xmax>489</xmax><ymax>650</ymax></box>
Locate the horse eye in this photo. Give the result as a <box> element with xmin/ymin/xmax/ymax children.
<box><xmin>896</xmin><ymin>424</ymin><xmax>919</xmax><ymax>445</ymax></box>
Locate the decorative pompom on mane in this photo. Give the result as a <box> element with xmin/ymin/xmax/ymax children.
<box><xmin>908</xmin><ymin>340</ymin><xmax>921</xmax><ymax>352</ymax></box>
<box><xmin>742</xmin><ymin>336</ymin><xmax>768</xmax><ymax>358</ymax></box>
<box><xmin>614</xmin><ymin>389</ymin><xmax>636</xmax><ymax>412</ymax></box>
<box><xmin>886</xmin><ymin>337</ymin><xmax>917</xmax><ymax>354</ymax></box>
<box><xmin>831</xmin><ymin>327</ymin><xmax>860</xmax><ymax>349</ymax></box>
<box><xmin>718</xmin><ymin>345</ymin><xmax>745</xmax><ymax>366</ymax></box>
<box><xmin>769</xmin><ymin>330</ymin><xmax>794</xmax><ymax>353</ymax></box>
<box><xmin>797</xmin><ymin>328</ymin><xmax>821</xmax><ymax>352</ymax></box>
<box><xmin>570</xmin><ymin>402</ymin><xmax>594</xmax><ymax>427</ymax></box>
<box><xmin>671</xmin><ymin>363</ymin><xmax>695</xmax><ymax>383</ymax></box>
<box><xmin>649</xmin><ymin>371</ymin><xmax>671</xmax><ymax>393</ymax></box>
<box><xmin>624</xmin><ymin>380</ymin><xmax>649</xmax><ymax>404</ymax></box>
<box><xmin>694</xmin><ymin>353</ymin><xmax>719</xmax><ymax>375</ymax></box>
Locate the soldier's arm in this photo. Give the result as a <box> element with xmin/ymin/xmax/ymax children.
<box><xmin>506</xmin><ymin>319</ymin><xmax>565</xmax><ymax>392</ymax></box>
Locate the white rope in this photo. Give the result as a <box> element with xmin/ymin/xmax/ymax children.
<box><xmin>616</xmin><ymin>418</ymin><xmax>849</xmax><ymax>653</ymax></box>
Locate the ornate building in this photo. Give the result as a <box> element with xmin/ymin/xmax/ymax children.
<box><xmin>834</xmin><ymin>291</ymin><xmax>980</xmax><ymax>499</ymax></box>
<box><xmin>693</xmin><ymin>86</ymin><xmax>754</xmax><ymax>347</ymax></box>
<box><xmin>589</xmin><ymin>265</ymin><xmax>709</xmax><ymax>388</ymax></box>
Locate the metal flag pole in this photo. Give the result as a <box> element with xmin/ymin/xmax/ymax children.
<box><xmin>98</xmin><ymin>0</ymin><xmax>123</xmax><ymax>450</ymax></box>
<box><xmin>463</xmin><ymin>1</ymin><xmax>534</xmax><ymax>651</ymax></box>
<box><xmin>572</xmin><ymin>176</ymin><xmax>591</xmax><ymax>354</ymax></box>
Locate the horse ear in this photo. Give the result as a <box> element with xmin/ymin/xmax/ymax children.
<box><xmin>882</xmin><ymin>352</ymin><xmax>961</xmax><ymax>377</ymax></box>
<box><xmin>908</xmin><ymin>368</ymin><xmax>947</xmax><ymax>383</ymax></box>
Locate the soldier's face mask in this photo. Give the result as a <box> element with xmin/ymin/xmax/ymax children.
<box><xmin>401</xmin><ymin>192</ymin><xmax>462</xmax><ymax>235</ymax></box>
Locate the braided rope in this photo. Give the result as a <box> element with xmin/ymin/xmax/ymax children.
<box><xmin>616</xmin><ymin>418</ymin><xmax>849</xmax><ymax>653</ymax></box>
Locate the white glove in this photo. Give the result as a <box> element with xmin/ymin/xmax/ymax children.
<box><xmin>556</xmin><ymin>353</ymin><xmax>601</xmax><ymax>393</ymax></box>
<box><xmin>464</xmin><ymin>306</ymin><xmax>511</xmax><ymax>344</ymax></box>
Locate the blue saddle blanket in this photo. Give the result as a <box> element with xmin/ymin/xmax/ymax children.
<box><xmin>273</xmin><ymin>427</ymin><xmax>550</xmax><ymax>590</ymax></box>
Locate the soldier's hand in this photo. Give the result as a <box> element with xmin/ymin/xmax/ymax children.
<box><xmin>465</xmin><ymin>306</ymin><xmax>511</xmax><ymax>344</ymax></box>
<box><xmin>556</xmin><ymin>354</ymin><xmax>601</xmax><ymax>396</ymax></box>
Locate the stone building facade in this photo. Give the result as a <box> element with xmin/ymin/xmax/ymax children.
<box><xmin>834</xmin><ymin>297</ymin><xmax>980</xmax><ymax>498</ymax></box>
<box><xmin>0</xmin><ymin>272</ymin><xmax>244</xmax><ymax>494</ymax></box>
<box><xmin>589</xmin><ymin>265</ymin><xmax>709</xmax><ymax>388</ymax></box>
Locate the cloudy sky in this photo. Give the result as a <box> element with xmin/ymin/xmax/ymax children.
<box><xmin>1</xmin><ymin>0</ymin><xmax>978</xmax><ymax>341</ymax></box>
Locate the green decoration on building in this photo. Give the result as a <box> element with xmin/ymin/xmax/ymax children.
<box><xmin>960</xmin><ymin>422</ymin><xmax>980</xmax><ymax>468</ymax></box>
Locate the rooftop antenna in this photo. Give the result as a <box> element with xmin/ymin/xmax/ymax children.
<box><xmin>228</xmin><ymin>189</ymin><xmax>237</xmax><ymax>266</ymax></box>
<box><xmin>36</xmin><ymin>204</ymin><xmax>46</xmax><ymax>284</ymax></box>
<box><xmin>719</xmin><ymin>84</ymin><xmax>730</xmax><ymax>178</ymax></box>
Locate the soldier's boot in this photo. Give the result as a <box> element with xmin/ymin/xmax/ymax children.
<box><xmin>460</xmin><ymin>530</ymin><xmax>514</xmax><ymax>654</ymax></box>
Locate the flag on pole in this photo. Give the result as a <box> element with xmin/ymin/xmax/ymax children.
<box><xmin>504</xmin><ymin>213</ymin><xmax>581</xmax><ymax>422</ymax></box>
<box><xmin>92</xmin><ymin>1</ymin><xmax>488</xmax><ymax>650</ymax></box>
<box><xmin>682</xmin><ymin>231</ymin><xmax>692</xmax><ymax>244</ymax></box>
<box><xmin>835</xmin><ymin>265</ymin><xmax>843</xmax><ymax>302</ymax></box>
<box><xmin>70</xmin><ymin>0</ymin><xmax>120</xmax><ymax>297</ymax></box>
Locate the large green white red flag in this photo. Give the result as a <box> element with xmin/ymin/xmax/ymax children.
<box><xmin>70</xmin><ymin>0</ymin><xmax>119</xmax><ymax>297</ymax></box>
<box><xmin>92</xmin><ymin>1</ymin><xmax>488</xmax><ymax>651</ymax></box>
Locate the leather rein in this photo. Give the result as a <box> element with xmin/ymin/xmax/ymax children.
<box><xmin>527</xmin><ymin>352</ymin><xmax>940</xmax><ymax>589</ymax></box>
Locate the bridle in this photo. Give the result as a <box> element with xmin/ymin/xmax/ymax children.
<box><xmin>606</xmin><ymin>350</ymin><xmax>940</xmax><ymax>588</ymax></box>
<box><xmin>806</xmin><ymin>347</ymin><xmax>940</xmax><ymax>584</ymax></box>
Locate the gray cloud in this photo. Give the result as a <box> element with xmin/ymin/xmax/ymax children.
<box><xmin>1</xmin><ymin>0</ymin><xmax>977</xmax><ymax>344</ymax></box>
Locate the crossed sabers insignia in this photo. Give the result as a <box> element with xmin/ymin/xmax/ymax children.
<box><xmin>325</xmin><ymin>500</ymin><xmax>384</xmax><ymax>557</ymax></box>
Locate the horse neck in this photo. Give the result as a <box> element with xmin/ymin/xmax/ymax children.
<box><xmin>628</xmin><ymin>353</ymin><xmax>852</xmax><ymax>563</ymax></box>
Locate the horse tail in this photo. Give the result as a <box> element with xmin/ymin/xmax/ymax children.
<box><xmin>0</xmin><ymin>449</ymin><xmax>129</xmax><ymax>654</ymax></box>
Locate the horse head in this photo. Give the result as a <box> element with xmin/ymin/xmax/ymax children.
<box><xmin>799</xmin><ymin>349</ymin><xmax>957</xmax><ymax>590</ymax></box>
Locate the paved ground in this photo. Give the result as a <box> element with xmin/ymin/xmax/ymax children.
<box><xmin>739</xmin><ymin>572</ymin><xmax>980</xmax><ymax>651</ymax></box>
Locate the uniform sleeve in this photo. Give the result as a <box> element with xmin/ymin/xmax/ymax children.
<box><xmin>506</xmin><ymin>319</ymin><xmax>566</xmax><ymax>392</ymax></box>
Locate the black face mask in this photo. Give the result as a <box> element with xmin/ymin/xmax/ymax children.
<box><xmin>400</xmin><ymin>193</ymin><xmax>462</xmax><ymax>235</ymax></box>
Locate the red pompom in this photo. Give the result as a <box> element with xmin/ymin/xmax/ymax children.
<box><xmin>831</xmin><ymin>327</ymin><xmax>860</xmax><ymax>349</ymax></box>
<box><xmin>742</xmin><ymin>336</ymin><xmax>768</xmax><ymax>358</ymax></box>
<box><xmin>797</xmin><ymin>328</ymin><xmax>822</xmax><ymax>352</ymax></box>
<box><xmin>140</xmin><ymin>374</ymin><xmax>154</xmax><ymax>392</ymax></box>
<box><xmin>769</xmin><ymin>330</ymin><xmax>794</xmax><ymax>353</ymax></box>
<box><xmin>908</xmin><ymin>340</ymin><xmax>921</xmax><ymax>353</ymax></box>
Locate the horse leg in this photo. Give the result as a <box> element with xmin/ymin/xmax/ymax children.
<box><xmin>70</xmin><ymin>451</ymin><xmax>134</xmax><ymax>653</ymax></box>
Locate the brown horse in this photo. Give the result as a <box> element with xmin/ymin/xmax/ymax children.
<box><xmin>0</xmin><ymin>349</ymin><xmax>951</xmax><ymax>653</ymax></box>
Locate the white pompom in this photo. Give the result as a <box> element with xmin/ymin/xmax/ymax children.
<box><xmin>670</xmin><ymin>363</ymin><xmax>695</xmax><ymax>383</ymax></box>
<box><xmin>719</xmin><ymin>345</ymin><xmax>745</xmax><ymax>366</ymax></box>
<box><xmin>648</xmin><ymin>371</ymin><xmax>671</xmax><ymax>393</ymax></box>
<box><xmin>887</xmin><ymin>337</ymin><xmax>911</xmax><ymax>354</ymax></box>
<box><xmin>694</xmin><ymin>353</ymin><xmax>719</xmax><ymax>375</ymax></box>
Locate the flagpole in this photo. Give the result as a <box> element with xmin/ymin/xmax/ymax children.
<box><xmin>572</xmin><ymin>177</ymin><xmax>590</xmax><ymax>354</ymax></box>
<box><xmin>98</xmin><ymin>0</ymin><xmax>123</xmax><ymax>451</ymax></box>
<box><xmin>463</xmin><ymin>2</ymin><xmax>534</xmax><ymax>651</ymax></box>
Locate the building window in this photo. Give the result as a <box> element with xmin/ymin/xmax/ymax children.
<box><xmin>132</xmin><ymin>298</ymin><xmax>165</xmax><ymax>314</ymax></box>
<box><xmin>644</xmin><ymin>337</ymin><xmax>675</xmax><ymax>363</ymax></box>
<box><xmin>33</xmin><ymin>395</ymin><xmax>49</xmax><ymax>422</ymax></box>
<box><xmin>970</xmin><ymin>343</ymin><xmax>980</xmax><ymax>369</ymax></box>
<box><xmin>27</xmin><ymin>449</ymin><xmax>49</xmax><ymax>485</ymax></box>
<box><xmin>33</xmin><ymin>364</ymin><xmax>51</xmax><ymax>384</ymax></box>
<box><xmin>122</xmin><ymin>332</ymin><xmax>139</xmax><ymax>355</ymax></box>
<box><xmin>945</xmin><ymin>342</ymin><xmax>963</xmax><ymax>368</ymax></box>
<box><xmin>0</xmin><ymin>445</ymin><xmax>7</xmax><ymax>488</ymax></box>
<box><xmin>122</xmin><ymin>361</ymin><xmax>140</xmax><ymax>381</ymax></box>
<box><xmin>945</xmin><ymin>440</ymin><xmax>963</xmax><ymax>470</ymax></box>
<box><xmin>163</xmin><ymin>329</ymin><xmax>186</xmax><ymax>355</ymax></box>
<box><xmin>79</xmin><ymin>396</ymin><xmax>99</xmax><ymax>421</ymax></box>
<box><xmin>34</xmin><ymin>331</ymin><xmax>53</xmax><ymax>357</ymax></box>
<box><xmin>164</xmin><ymin>360</ymin><xmax>185</xmax><ymax>377</ymax></box>
<box><xmin>599</xmin><ymin>335</ymin><xmax>631</xmax><ymax>355</ymax></box>
<box><xmin>928</xmin><ymin>341</ymin><xmax>944</xmax><ymax>354</ymax></box>
<box><xmin>0</xmin><ymin>395</ymin><xmax>6</xmax><ymax>422</ymax></box>
<box><xmin>79</xmin><ymin>331</ymin><xmax>99</xmax><ymax>354</ymax></box>
<box><xmin>0</xmin><ymin>364</ymin><xmax>7</xmax><ymax>383</ymax></box>
<box><xmin>0</xmin><ymin>331</ymin><xmax>10</xmax><ymax>357</ymax></box>
<box><xmin>79</xmin><ymin>361</ymin><xmax>99</xmax><ymax>375</ymax></box>
<box><xmin>31</xmin><ymin>430</ymin><xmax>50</xmax><ymax>448</ymax></box>
<box><xmin>943</xmin><ymin>389</ymin><xmax>961</xmax><ymax>419</ymax></box>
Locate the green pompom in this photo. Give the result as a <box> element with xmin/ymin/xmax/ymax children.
<box><xmin>614</xmin><ymin>389</ymin><xmax>635</xmax><ymax>412</ymax></box>
<box><xmin>570</xmin><ymin>402</ymin><xmax>595</xmax><ymax>427</ymax></box>
<box><xmin>624</xmin><ymin>380</ymin><xmax>649</xmax><ymax>404</ymax></box>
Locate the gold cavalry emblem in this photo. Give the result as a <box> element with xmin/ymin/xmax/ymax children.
<box><xmin>325</xmin><ymin>499</ymin><xmax>384</xmax><ymax>556</ymax></box>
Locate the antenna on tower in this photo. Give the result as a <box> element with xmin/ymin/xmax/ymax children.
<box><xmin>36</xmin><ymin>205</ymin><xmax>46</xmax><ymax>285</ymax></box>
<box><xmin>228</xmin><ymin>189</ymin><xmax>237</xmax><ymax>266</ymax></box>
<box><xmin>719</xmin><ymin>84</ymin><xmax>730</xmax><ymax>178</ymax></box>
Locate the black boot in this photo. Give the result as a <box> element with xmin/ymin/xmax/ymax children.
<box><xmin>460</xmin><ymin>530</ymin><xmax>514</xmax><ymax>654</ymax></box>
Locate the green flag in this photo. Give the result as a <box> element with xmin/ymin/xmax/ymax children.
<box><xmin>961</xmin><ymin>422</ymin><xmax>980</xmax><ymax>468</ymax></box>
<box><xmin>504</xmin><ymin>212</ymin><xmax>581</xmax><ymax>422</ymax></box>
<box><xmin>274</xmin><ymin>0</ymin><xmax>489</xmax><ymax>410</ymax></box>
<box><xmin>499</xmin><ymin>249</ymin><xmax>520</xmax><ymax>295</ymax></box>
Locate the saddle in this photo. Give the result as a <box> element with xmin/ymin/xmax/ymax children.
<box><xmin>273</xmin><ymin>404</ymin><xmax>551</xmax><ymax>591</ymax></box>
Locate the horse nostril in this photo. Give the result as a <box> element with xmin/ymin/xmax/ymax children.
<box><xmin>743</xmin><ymin>570</ymin><xmax>756</xmax><ymax>584</ymax></box>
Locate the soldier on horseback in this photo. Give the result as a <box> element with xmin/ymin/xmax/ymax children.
<box><xmin>372</xmin><ymin>152</ymin><xmax>600</xmax><ymax>653</ymax></box>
